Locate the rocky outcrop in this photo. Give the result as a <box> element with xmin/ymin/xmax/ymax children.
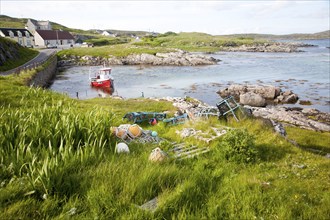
<box><xmin>58</xmin><ymin>50</ymin><xmax>219</xmax><ymax>67</ymax></box>
<box><xmin>274</xmin><ymin>90</ymin><xmax>299</xmax><ymax>104</ymax></box>
<box><xmin>217</xmin><ymin>84</ymin><xmax>298</xmax><ymax>107</ymax></box>
<box><xmin>240</xmin><ymin>92</ymin><xmax>266</xmax><ymax>107</ymax></box>
<box><xmin>249</xmin><ymin>106</ymin><xmax>330</xmax><ymax>132</ymax></box>
<box><xmin>219</xmin><ymin>42</ymin><xmax>312</xmax><ymax>53</ymax></box>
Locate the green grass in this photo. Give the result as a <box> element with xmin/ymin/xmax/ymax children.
<box><xmin>85</xmin><ymin>37</ymin><xmax>131</xmax><ymax>46</ymax></box>
<box><xmin>0</xmin><ymin>69</ymin><xmax>329</xmax><ymax>219</ymax></box>
<box><xmin>0</xmin><ymin>38</ymin><xmax>39</xmax><ymax>72</ymax></box>
<box><xmin>0</xmin><ymin>15</ymin><xmax>27</xmax><ymax>28</ymax></box>
<box><xmin>286</xmin><ymin>126</ymin><xmax>330</xmax><ymax>154</ymax></box>
<box><xmin>57</xmin><ymin>44</ymin><xmax>174</xmax><ymax>58</ymax></box>
<box><xmin>134</xmin><ymin>32</ymin><xmax>268</xmax><ymax>53</ymax></box>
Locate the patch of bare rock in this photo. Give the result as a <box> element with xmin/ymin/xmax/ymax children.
<box><xmin>249</xmin><ymin>106</ymin><xmax>330</xmax><ymax>132</ymax></box>
<box><xmin>217</xmin><ymin>84</ymin><xmax>298</xmax><ymax>107</ymax></box>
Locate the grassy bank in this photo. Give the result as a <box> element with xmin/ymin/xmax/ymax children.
<box><xmin>0</xmin><ymin>38</ymin><xmax>39</xmax><ymax>72</ymax></box>
<box><xmin>0</xmin><ymin>69</ymin><xmax>329</xmax><ymax>219</ymax></box>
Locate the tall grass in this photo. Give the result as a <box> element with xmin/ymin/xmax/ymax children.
<box><xmin>0</xmin><ymin>86</ymin><xmax>115</xmax><ymax>199</ymax></box>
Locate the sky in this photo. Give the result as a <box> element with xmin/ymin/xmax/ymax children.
<box><xmin>0</xmin><ymin>0</ymin><xmax>329</xmax><ymax>35</ymax></box>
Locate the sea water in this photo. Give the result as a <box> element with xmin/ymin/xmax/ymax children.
<box><xmin>50</xmin><ymin>39</ymin><xmax>330</xmax><ymax>112</ymax></box>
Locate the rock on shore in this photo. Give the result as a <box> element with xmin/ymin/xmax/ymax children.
<box><xmin>248</xmin><ymin>106</ymin><xmax>330</xmax><ymax>132</ymax></box>
<box><xmin>217</xmin><ymin>84</ymin><xmax>299</xmax><ymax>107</ymax></box>
<box><xmin>58</xmin><ymin>50</ymin><xmax>219</xmax><ymax>67</ymax></box>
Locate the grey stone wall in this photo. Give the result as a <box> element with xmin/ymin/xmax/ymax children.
<box><xmin>28</xmin><ymin>55</ymin><xmax>57</xmax><ymax>88</ymax></box>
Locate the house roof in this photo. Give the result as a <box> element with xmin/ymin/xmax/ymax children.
<box><xmin>28</xmin><ymin>19</ymin><xmax>38</xmax><ymax>26</ymax></box>
<box><xmin>0</xmin><ymin>28</ymin><xmax>33</xmax><ymax>37</ymax></box>
<box><xmin>36</xmin><ymin>30</ymin><xmax>74</xmax><ymax>40</ymax></box>
<box><xmin>28</xmin><ymin>19</ymin><xmax>50</xmax><ymax>27</ymax></box>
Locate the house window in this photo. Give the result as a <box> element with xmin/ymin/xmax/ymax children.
<box><xmin>18</xmin><ymin>39</ymin><xmax>23</xmax><ymax>45</ymax></box>
<box><xmin>25</xmin><ymin>31</ymin><xmax>30</xmax><ymax>38</ymax></box>
<box><xmin>9</xmin><ymin>31</ymin><xmax>14</xmax><ymax>38</ymax></box>
<box><xmin>17</xmin><ymin>31</ymin><xmax>22</xmax><ymax>38</ymax></box>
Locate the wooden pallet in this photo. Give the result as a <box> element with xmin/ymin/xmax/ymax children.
<box><xmin>169</xmin><ymin>144</ymin><xmax>210</xmax><ymax>160</ymax></box>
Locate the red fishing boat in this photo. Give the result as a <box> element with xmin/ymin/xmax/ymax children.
<box><xmin>89</xmin><ymin>67</ymin><xmax>114</xmax><ymax>88</ymax></box>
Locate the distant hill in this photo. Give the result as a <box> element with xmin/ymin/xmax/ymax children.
<box><xmin>1</xmin><ymin>14</ymin><xmax>329</xmax><ymax>40</ymax></box>
<box><xmin>0</xmin><ymin>15</ymin><xmax>151</xmax><ymax>42</ymax></box>
<box><xmin>280</xmin><ymin>30</ymin><xmax>330</xmax><ymax>40</ymax></box>
<box><xmin>0</xmin><ymin>15</ymin><xmax>151</xmax><ymax>37</ymax></box>
<box><xmin>0</xmin><ymin>15</ymin><xmax>95</xmax><ymax>35</ymax></box>
<box><xmin>0</xmin><ymin>15</ymin><xmax>27</xmax><ymax>28</ymax></box>
<box><xmin>220</xmin><ymin>30</ymin><xmax>330</xmax><ymax>40</ymax></box>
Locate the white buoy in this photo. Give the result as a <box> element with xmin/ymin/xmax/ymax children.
<box><xmin>116</xmin><ymin>142</ymin><xmax>130</xmax><ymax>153</ymax></box>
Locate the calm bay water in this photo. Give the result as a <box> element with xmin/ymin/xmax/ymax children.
<box><xmin>50</xmin><ymin>39</ymin><xmax>330</xmax><ymax>112</ymax></box>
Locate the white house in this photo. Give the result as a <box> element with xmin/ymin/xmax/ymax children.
<box><xmin>26</xmin><ymin>19</ymin><xmax>52</xmax><ymax>34</ymax></box>
<box><xmin>34</xmin><ymin>30</ymin><xmax>74</xmax><ymax>47</ymax></box>
<box><xmin>0</xmin><ymin>28</ymin><xmax>34</xmax><ymax>47</ymax></box>
<box><xmin>101</xmin><ymin>31</ymin><xmax>116</xmax><ymax>37</ymax></box>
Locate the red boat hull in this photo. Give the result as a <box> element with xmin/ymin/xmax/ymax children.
<box><xmin>90</xmin><ymin>79</ymin><xmax>112</xmax><ymax>88</ymax></box>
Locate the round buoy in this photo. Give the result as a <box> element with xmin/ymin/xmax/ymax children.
<box><xmin>116</xmin><ymin>142</ymin><xmax>130</xmax><ymax>153</ymax></box>
<box><xmin>116</xmin><ymin>129</ymin><xmax>127</xmax><ymax>139</ymax></box>
<box><xmin>128</xmin><ymin>124</ymin><xmax>142</xmax><ymax>138</ymax></box>
<box><xmin>151</xmin><ymin>131</ymin><xmax>158</xmax><ymax>137</ymax></box>
<box><xmin>149</xmin><ymin>118</ymin><xmax>157</xmax><ymax>126</ymax></box>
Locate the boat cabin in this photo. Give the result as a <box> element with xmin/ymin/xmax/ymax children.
<box><xmin>90</xmin><ymin>67</ymin><xmax>112</xmax><ymax>80</ymax></box>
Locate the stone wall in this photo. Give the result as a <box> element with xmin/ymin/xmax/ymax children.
<box><xmin>28</xmin><ymin>55</ymin><xmax>57</xmax><ymax>88</ymax></box>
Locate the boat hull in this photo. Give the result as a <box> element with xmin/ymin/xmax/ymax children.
<box><xmin>90</xmin><ymin>79</ymin><xmax>112</xmax><ymax>88</ymax></box>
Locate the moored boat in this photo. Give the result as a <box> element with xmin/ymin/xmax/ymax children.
<box><xmin>89</xmin><ymin>66</ymin><xmax>114</xmax><ymax>88</ymax></box>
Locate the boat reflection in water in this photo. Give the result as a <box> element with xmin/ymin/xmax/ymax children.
<box><xmin>91</xmin><ymin>86</ymin><xmax>114</xmax><ymax>98</ymax></box>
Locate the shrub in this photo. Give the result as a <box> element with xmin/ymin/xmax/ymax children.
<box><xmin>85</xmin><ymin>38</ymin><xmax>129</xmax><ymax>46</ymax></box>
<box><xmin>158</xmin><ymin>32</ymin><xmax>178</xmax><ymax>37</ymax></box>
<box><xmin>220</xmin><ymin>129</ymin><xmax>258</xmax><ymax>163</ymax></box>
